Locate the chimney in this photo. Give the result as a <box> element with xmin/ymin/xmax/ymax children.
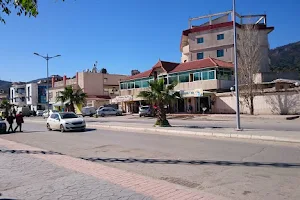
<box><xmin>51</xmin><ymin>76</ymin><xmax>55</xmax><ymax>88</ymax></box>
<box><xmin>63</xmin><ymin>75</ymin><xmax>66</xmax><ymax>87</ymax></box>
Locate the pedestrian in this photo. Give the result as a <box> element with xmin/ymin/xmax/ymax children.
<box><xmin>14</xmin><ymin>112</ymin><xmax>24</xmax><ymax>132</ymax></box>
<box><xmin>6</xmin><ymin>113</ymin><xmax>15</xmax><ymax>133</ymax></box>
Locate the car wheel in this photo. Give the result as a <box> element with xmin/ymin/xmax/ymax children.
<box><xmin>139</xmin><ymin>114</ymin><xmax>142</xmax><ymax>117</ymax></box>
<box><xmin>81</xmin><ymin>128</ymin><xmax>86</xmax><ymax>132</ymax></box>
<box><xmin>101</xmin><ymin>113</ymin><xmax>105</xmax><ymax>117</ymax></box>
<box><xmin>60</xmin><ymin>124</ymin><xmax>65</xmax><ymax>133</ymax></box>
<box><xmin>47</xmin><ymin>123</ymin><xmax>52</xmax><ymax>131</ymax></box>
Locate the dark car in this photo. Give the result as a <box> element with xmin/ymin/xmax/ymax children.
<box><xmin>0</xmin><ymin>118</ymin><xmax>7</xmax><ymax>134</ymax></box>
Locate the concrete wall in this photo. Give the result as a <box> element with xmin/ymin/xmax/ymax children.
<box><xmin>214</xmin><ymin>91</ymin><xmax>300</xmax><ymax>115</ymax></box>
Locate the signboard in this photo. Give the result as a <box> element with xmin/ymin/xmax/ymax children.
<box><xmin>38</xmin><ymin>86</ymin><xmax>47</xmax><ymax>103</ymax></box>
<box><xmin>111</xmin><ymin>95</ymin><xmax>133</xmax><ymax>103</ymax></box>
<box><xmin>180</xmin><ymin>89</ymin><xmax>203</xmax><ymax>98</ymax></box>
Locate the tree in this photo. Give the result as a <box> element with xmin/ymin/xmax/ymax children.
<box><xmin>0</xmin><ymin>98</ymin><xmax>12</xmax><ymax>118</ymax></box>
<box><xmin>237</xmin><ymin>24</ymin><xmax>261</xmax><ymax>115</ymax></box>
<box><xmin>56</xmin><ymin>86</ymin><xmax>87</xmax><ymax>113</ymax></box>
<box><xmin>100</xmin><ymin>68</ymin><xmax>107</xmax><ymax>74</ymax></box>
<box><xmin>0</xmin><ymin>0</ymin><xmax>64</xmax><ymax>24</ymax></box>
<box><xmin>138</xmin><ymin>79</ymin><xmax>180</xmax><ymax>127</ymax></box>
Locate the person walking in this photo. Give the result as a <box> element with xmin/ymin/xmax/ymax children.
<box><xmin>6</xmin><ymin>113</ymin><xmax>15</xmax><ymax>133</ymax></box>
<box><xmin>14</xmin><ymin>112</ymin><xmax>24</xmax><ymax>132</ymax></box>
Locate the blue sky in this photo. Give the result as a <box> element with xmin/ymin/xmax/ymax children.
<box><xmin>0</xmin><ymin>0</ymin><xmax>299</xmax><ymax>82</ymax></box>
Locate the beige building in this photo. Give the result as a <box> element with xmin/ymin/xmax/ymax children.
<box><xmin>116</xmin><ymin>58</ymin><xmax>234</xmax><ymax>113</ymax></box>
<box><xmin>180</xmin><ymin>11</ymin><xmax>278</xmax><ymax>81</ymax></box>
<box><xmin>49</xmin><ymin>71</ymin><xmax>127</xmax><ymax>110</ymax></box>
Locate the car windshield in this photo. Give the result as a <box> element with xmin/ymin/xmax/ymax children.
<box><xmin>60</xmin><ymin>113</ymin><xmax>78</xmax><ymax>119</ymax></box>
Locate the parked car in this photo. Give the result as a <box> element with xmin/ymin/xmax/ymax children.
<box><xmin>0</xmin><ymin>118</ymin><xmax>6</xmax><ymax>134</ymax></box>
<box><xmin>36</xmin><ymin>110</ymin><xmax>44</xmax><ymax>117</ymax></box>
<box><xmin>46</xmin><ymin>112</ymin><xmax>86</xmax><ymax>132</ymax></box>
<box><xmin>139</xmin><ymin>106</ymin><xmax>154</xmax><ymax>117</ymax></box>
<box><xmin>96</xmin><ymin>107</ymin><xmax>122</xmax><ymax>117</ymax></box>
<box><xmin>81</xmin><ymin>106</ymin><xmax>96</xmax><ymax>117</ymax></box>
<box><xmin>17</xmin><ymin>107</ymin><xmax>31</xmax><ymax>117</ymax></box>
<box><xmin>43</xmin><ymin>110</ymin><xmax>58</xmax><ymax>119</ymax></box>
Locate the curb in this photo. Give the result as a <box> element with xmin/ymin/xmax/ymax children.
<box><xmin>26</xmin><ymin>120</ymin><xmax>300</xmax><ymax>143</ymax></box>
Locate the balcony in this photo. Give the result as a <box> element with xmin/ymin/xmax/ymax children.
<box><xmin>174</xmin><ymin>80</ymin><xmax>234</xmax><ymax>91</ymax></box>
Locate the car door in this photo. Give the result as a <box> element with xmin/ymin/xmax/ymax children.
<box><xmin>52</xmin><ymin>114</ymin><xmax>61</xmax><ymax>129</ymax></box>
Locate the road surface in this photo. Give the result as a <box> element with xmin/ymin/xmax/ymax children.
<box><xmin>1</xmin><ymin>122</ymin><xmax>300</xmax><ymax>200</ymax></box>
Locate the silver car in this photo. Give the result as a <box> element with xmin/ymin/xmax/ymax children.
<box><xmin>96</xmin><ymin>107</ymin><xmax>122</xmax><ymax>117</ymax></box>
<box><xmin>139</xmin><ymin>106</ymin><xmax>153</xmax><ymax>117</ymax></box>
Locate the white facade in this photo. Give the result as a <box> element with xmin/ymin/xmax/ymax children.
<box><xmin>10</xmin><ymin>82</ymin><xmax>48</xmax><ymax>111</ymax></box>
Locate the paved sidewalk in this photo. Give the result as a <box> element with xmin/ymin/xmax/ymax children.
<box><xmin>0</xmin><ymin>138</ymin><xmax>228</xmax><ymax>200</ymax></box>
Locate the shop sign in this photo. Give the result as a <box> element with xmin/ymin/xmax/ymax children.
<box><xmin>112</xmin><ymin>95</ymin><xmax>133</xmax><ymax>103</ymax></box>
<box><xmin>180</xmin><ymin>89</ymin><xmax>203</xmax><ymax>98</ymax></box>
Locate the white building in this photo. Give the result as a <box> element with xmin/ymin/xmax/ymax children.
<box><xmin>10</xmin><ymin>81</ymin><xmax>48</xmax><ymax>111</ymax></box>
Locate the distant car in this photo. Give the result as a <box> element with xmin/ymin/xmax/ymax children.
<box><xmin>96</xmin><ymin>107</ymin><xmax>122</xmax><ymax>117</ymax></box>
<box><xmin>81</xmin><ymin>106</ymin><xmax>96</xmax><ymax>117</ymax></box>
<box><xmin>0</xmin><ymin>118</ymin><xmax>7</xmax><ymax>134</ymax></box>
<box><xmin>43</xmin><ymin>110</ymin><xmax>58</xmax><ymax>119</ymax></box>
<box><xmin>139</xmin><ymin>106</ymin><xmax>153</xmax><ymax>117</ymax></box>
<box><xmin>36</xmin><ymin>110</ymin><xmax>44</xmax><ymax>117</ymax></box>
<box><xmin>46</xmin><ymin>112</ymin><xmax>86</xmax><ymax>132</ymax></box>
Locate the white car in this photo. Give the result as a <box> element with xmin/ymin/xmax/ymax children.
<box><xmin>96</xmin><ymin>107</ymin><xmax>122</xmax><ymax>117</ymax></box>
<box><xmin>36</xmin><ymin>110</ymin><xmax>44</xmax><ymax>117</ymax></box>
<box><xmin>46</xmin><ymin>112</ymin><xmax>86</xmax><ymax>132</ymax></box>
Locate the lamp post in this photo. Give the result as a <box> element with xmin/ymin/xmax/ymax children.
<box><xmin>34</xmin><ymin>53</ymin><xmax>61</xmax><ymax>114</ymax></box>
<box><xmin>232</xmin><ymin>0</ymin><xmax>241</xmax><ymax>130</ymax></box>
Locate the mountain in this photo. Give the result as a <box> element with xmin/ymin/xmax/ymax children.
<box><xmin>0</xmin><ymin>80</ymin><xmax>12</xmax><ymax>94</ymax></box>
<box><xmin>270</xmin><ymin>41</ymin><xmax>300</xmax><ymax>73</ymax></box>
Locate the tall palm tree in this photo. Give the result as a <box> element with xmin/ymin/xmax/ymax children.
<box><xmin>138</xmin><ymin>79</ymin><xmax>180</xmax><ymax>127</ymax></box>
<box><xmin>56</xmin><ymin>86</ymin><xmax>87</xmax><ymax>113</ymax></box>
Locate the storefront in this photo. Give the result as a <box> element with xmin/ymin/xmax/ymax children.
<box><xmin>178</xmin><ymin>89</ymin><xmax>214</xmax><ymax>113</ymax></box>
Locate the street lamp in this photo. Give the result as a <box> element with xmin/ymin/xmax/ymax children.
<box><xmin>34</xmin><ymin>53</ymin><xmax>61</xmax><ymax>114</ymax></box>
<box><xmin>232</xmin><ymin>0</ymin><xmax>241</xmax><ymax>130</ymax></box>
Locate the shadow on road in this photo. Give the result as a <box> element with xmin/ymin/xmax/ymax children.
<box><xmin>2</xmin><ymin>149</ymin><xmax>299</xmax><ymax>169</ymax></box>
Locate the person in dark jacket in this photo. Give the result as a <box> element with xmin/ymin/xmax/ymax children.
<box><xmin>6</xmin><ymin>113</ymin><xmax>15</xmax><ymax>133</ymax></box>
<box><xmin>14</xmin><ymin>112</ymin><xmax>24</xmax><ymax>132</ymax></box>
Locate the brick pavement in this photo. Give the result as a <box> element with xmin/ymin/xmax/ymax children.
<box><xmin>0</xmin><ymin>138</ymin><xmax>228</xmax><ymax>200</ymax></box>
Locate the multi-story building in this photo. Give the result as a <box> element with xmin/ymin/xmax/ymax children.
<box><xmin>49</xmin><ymin>71</ymin><xmax>127</xmax><ymax>110</ymax></box>
<box><xmin>9</xmin><ymin>81</ymin><xmax>49</xmax><ymax>111</ymax></box>
<box><xmin>180</xmin><ymin>11</ymin><xmax>274</xmax><ymax>81</ymax></box>
<box><xmin>116</xmin><ymin>58</ymin><xmax>234</xmax><ymax>113</ymax></box>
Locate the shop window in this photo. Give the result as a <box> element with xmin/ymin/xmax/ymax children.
<box><xmin>141</xmin><ymin>80</ymin><xmax>149</xmax><ymax>88</ymax></box>
<box><xmin>208</xmin><ymin>71</ymin><xmax>215</xmax><ymax>79</ymax></box>
<box><xmin>202</xmin><ymin>71</ymin><xmax>209</xmax><ymax>80</ymax></box>
<box><xmin>128</xmin><ymin>82</ymin><xmax>134</xmax><ymax>89</ymax></box>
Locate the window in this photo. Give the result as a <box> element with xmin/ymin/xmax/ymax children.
<box><xmin>178</xmin><ymin>73</ymin><xmax>189</xmax><ymax>83</ymax></box>
<box><xmin>197</xmin><ymin>52</ymin><xmax>204</xmax><ymax>60</ymax></box>
<box><xmin>135</xmin><ymin>81</ymin><xmax>141</xmax><ymax>88</ymax></box>
<box><xmin>141</xmin><ymin>80</ymin><xmax>149</xmax><ymax>88</ymax></box>
<box><xmin>194</xmin><ymin>72</ymin><xmax>201</xmax><ymax>81</ymax></box>
<box><xmin>217</xmin><ymin>49</ymin><xmax>224</xmax><ymax>57</ymax></box>
<box><xmin>168</xmin><ymin>76</ymin><xmax>178</xmax><ymax>84</ymax></box>
<box><xmin>128</xmin><ymin>82</ymin><xmax>134</xmax><ymax>89</ymax></box>
<box><xmin>209</xmin><ymin>71</ymin><xmax>215</xmax><ymax>79</ymax></box>
<box><xmin>217</xmin><ymin>34</ymin><xmax>224</xmax><ymax>40</ymax></box>
<box><xmin>202</xmin><ymin>71</ymin><xmax>209</xmax><ymax>80</ymax></box>
<box><xmin>120</xmin><ymin>83</ymin><xmax>128</xmax><ymax>90</ymax></box>
<box><xmin>197</xmin><ymin>37</ymin><xmax>204</xmax><ymax>44</ymax></box>
<box><xmin>104</xmin><ymin>78</ymin><xmax>107</xmax><ymax>83</ymax></box>
<box><xmin>217</xmin><ymin>68</ymin><xmax>233</xmax><ymax>80</ymax></box>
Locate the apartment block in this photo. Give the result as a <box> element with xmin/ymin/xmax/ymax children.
<box><xmin>49</xmin><ymin>71</ymin><xmax>127</xmax><ymax>110</ymax></box>
<box><xmin>10</xmin><ymin>81</ymin><xmax>48</xmax><ymax>111</ymax></box>
<box><xmin>116</xmin><ymin>58</ymin><xmax>234</xmax><ymax>113</ymax></box>
<box><xmin>180</xmin><ymin>11</ymin><xmax>274</xmax><ymax>78</ymax></box>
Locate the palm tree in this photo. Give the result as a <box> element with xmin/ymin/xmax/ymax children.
<box><xmin>138</xmin><ymin>79</ymin><xmax>180</xmax><ymax>127</ymax></box>
<box><xmin>56</xmin><ymin>86</ymin><xmax>87</xmax><ymax>113</ymax></box>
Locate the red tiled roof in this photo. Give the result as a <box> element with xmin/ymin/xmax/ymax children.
<box><xmin>169</xmin><ymin>58</ymin><xmax>233</xmax><ymax>73</ymax></box>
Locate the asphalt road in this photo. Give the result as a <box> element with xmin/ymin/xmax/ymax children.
<box><xmin>84</xmin><ymin>115</ymin><xmax>300</xmax><ymax>132</ymax></box>
<box><xmin>1</xmin><ymin>122</ymin><xmax>300</xmax><ymax>200</ymax></box>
